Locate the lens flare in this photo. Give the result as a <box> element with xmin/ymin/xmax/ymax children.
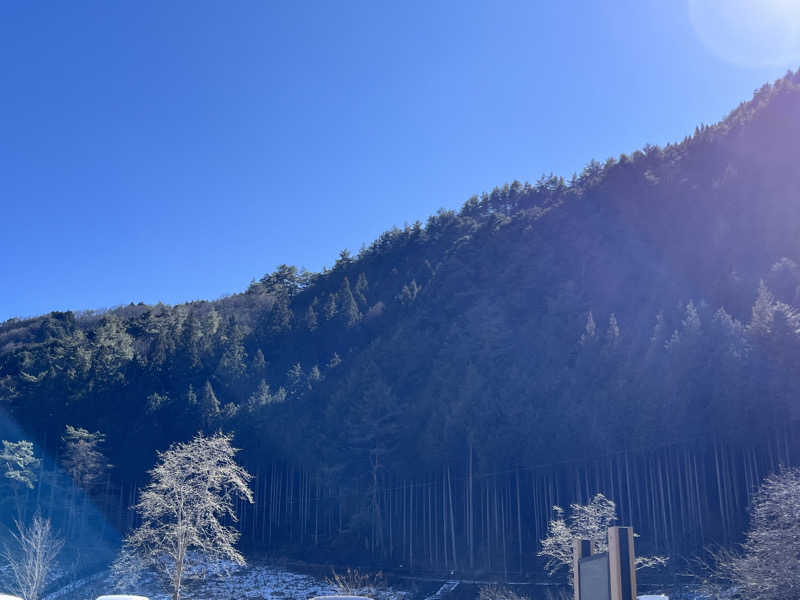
<box><xmin>688</xmin><ymin>0</ymin><xmax>800</xmax><ymax>68</ymax></box>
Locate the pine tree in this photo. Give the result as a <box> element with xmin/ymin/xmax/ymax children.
<box><xmin>247</xmin><ymin>379</ymin><xmax>271</xmax><ymax>410</ymax></box>
<box><xmin>199</xmin><ymin>381</ymin><xmax>221</xmax><ymax>427</ymax></box>
<box><xmin>215</xmin><ymin>321</ymin><xmax>248</xmax><ymax>382</ymax></box>
<box><xmin>605</xmin><ymin>313</ymin><xmax>620</xmax><ymax>347</ymax></box>
<box><xmin>185</xmin><ymin>384</ymin><xmax>198</xmax><ymax>408</ymax></box>
<box><xmin>287</xmin><ymin>363</ymin><xmax>305</xmax><ymax>397</ymax></box>
<box><xmin>354</xmin><ymin>272</ymin><xmax>369</xmax><ymax>305</ymax></box>
<box><xmin>250</xmin><ymin>348</ymin><xmax>266</xmax><ymax>375</ymax></box>
<box><xmin>269</xmin><ymin>292</ymin><xmax>293</xmax><ymax>334</ymax></box>
<box><xmin>323</xmin><ymin>293</ymin><xmax>337</xmax><ymax>320</ymax></box>
<box><xmin>336</xmin><ymin>249</ymin><xmax>353</xmax><ymax>269</ymax></box>
<box><xmin>61</xmin><ymin>426</ymin><xmax>109</xmax><ymax>491</ymax></box>
<box><xmin>306</xmin><ymin>302</ymin><xmax>319</xmax><ymax>332</ymax></box>
<box><xmin>0</xmin><ymin>440</ymin><xmax>39</xmax><ymax>521</ymax></box>
<box><xmin>338</xmin><ymin>277</ymin><xmax>361</xmax><ymax>327</ymax></box>
<box><xmin>750</xmin><ymin>281</ymin><xmax>775</xmax><ymax>336</ymax></box>
<box><xmin>398</xmin><ymin>280</ymin><xmax>420</xmax><ymax>304</ymax></box>
<box><xmin>580</xmin><ymin>312</ymin><xmax>597</xmax><ymax>345</ymax></box>
<box><xmin>328</xmin><ymin>352</ymin><xmax>342</xmax><ymax>369</ymax></box>
<box><xmin>179</xmin><ymin>314</ymin><xmax>202</xmax><ymax>371</ymax></box>
<box><xmin>260</xmin><ymin>264</ymin><xmax>300</xmax><ymax>297</ymax></box>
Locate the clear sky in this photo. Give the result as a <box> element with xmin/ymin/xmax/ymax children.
<box><xmin>2</xmin><ymin>0</ymin><xmax>799</xmax><ymax>322</ymax></box>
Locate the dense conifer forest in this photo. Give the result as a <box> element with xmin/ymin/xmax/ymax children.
<box><xmin>3</xmin><ymin>69</ymin><xmax>800</xmax><ymax>578</ymax></box>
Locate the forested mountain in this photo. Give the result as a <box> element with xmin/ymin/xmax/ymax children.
<box><xmin>3</xmin><ymin>69</ymin><xmax>800</xmax><ymax>577</ymax></box>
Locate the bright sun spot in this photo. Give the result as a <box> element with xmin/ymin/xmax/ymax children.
<box><xmin>689</xmin><ymin>0</ymin><xmax>800</xmax><ymax>68</ymax></box>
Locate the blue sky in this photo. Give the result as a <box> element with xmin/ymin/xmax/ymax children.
<box><xmin>2</xmin><ymin>0</ymin><xmax>798</xmax><ymax>321</ymax></box>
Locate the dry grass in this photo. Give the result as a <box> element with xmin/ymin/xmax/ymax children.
<box><xmin>478</xmin><ymin>584</ymin><xmax>529</xmax><ymax>600</ymax></box>
<box><xmin>326</xmin><ymin>568</ymin><xmax>388</xmax><ymax>597</ymax></box>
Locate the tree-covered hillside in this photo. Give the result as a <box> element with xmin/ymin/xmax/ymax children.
<box><xmin>3</xmin><ymin>69</ymin><xmax>800</xmax><ymax>576</ymax></box>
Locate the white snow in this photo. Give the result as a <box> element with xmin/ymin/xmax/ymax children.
<box><xmin>44</xmin><ymin>563</ymin><xmax>408</xmax><ymax>600</ymax></box>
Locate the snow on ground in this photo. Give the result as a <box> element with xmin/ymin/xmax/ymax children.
<box><xmin>0</xmin><ymin>561</ymin><xmax>69</xmax><ymax>598</ymax></box>
<box><xmin>43</xmin><ymin>563</ymin><xmax>409</xmax><ymax>600</ymax></box>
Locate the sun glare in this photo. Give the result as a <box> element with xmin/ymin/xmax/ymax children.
<box><xmin>689</xmin><ymin>0</ymin><xmax>800</xmax><ymax>68</ymax></box>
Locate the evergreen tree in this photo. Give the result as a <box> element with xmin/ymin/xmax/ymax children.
<box><xmin>323</xmin><ymin>293</ymin><xmax>337</xmax><ymax>320</ymax></box>
<box><xmin>92</xmin><ymin>315</ymin><xmax>135</xmax><ymax>383</ymax></box>
<box><xmin>337</xmin><ymin>277</ymin><xmax>361</xmax><ymax>327</ymax></box>
<box><xmin>215</xmin><ymin>320</ymin><xmax>248</xmax><ymax>382</ymax></box>
<box><xmin>246</xmin><ymin>379</ymin><xmax>271</xmax><ymax>410</ymax></box>
<box><xmin>354</xmin><ymin>272</ymin><xmax>369</xmax><ymax>305</ymax></box>
<box><xmin>260</xmin><ymin>264</ymin><xmax>300</xmax><ymax>297</ymax></box>
<box><xmin>178</xmin><ymin>313</ymin><xmax>202</xmax><ymax>371</ymax></box>
<box><xmin>268</xmin><ymin>292</ymin><xmax>293</xmax><ymax>334</ymax></box>
<box><xmin>750</xmin><ymin>281</ymin><xmax>776</xmax><ymax>336</ymax></box>
<box><xmin>185</xmin><ymin>384</ymin><xmax>198</xmax><ymax>408</ymax></box>
<box><xmin>335</xmin><ymin>249</ymin><xmax>353</xmax><ymax>269</ymax></box>
<box><xmin>605</xmin><ymin>313</ymin><xmax>620</xmax><ymax>349</ymax></box>
<box><xmin>305</xmin><ymin>302</ymin><xmax>319</xmax><ymax>332</ymax></box>
<box><xmin>328</xmin><ymin>352</ymin><xmax>342</xmax><ymax>368</ymax></box>
<box><xmin>398</xmin><ymin>280</ymin><xmax>420</xmax><ymax>304</ymax></box>
<box><xmin>287</xmin><ymin>363</ymin><xmax>305</xmax><ymax>397</ymax></box>
<box><xmin>250</xmin><ymin>348</ymin><xmax>266</xmax><ymax>375</ymax></box>
<box><xmin>308</xmin><ymin>364</ymin><xmax>322</xmax><ymax>384</ymax></box>
<box><xmin>199</xmin><ymin>380</ymin><xmax>221</xmax><ymax>428</ymax></box>
<box><xmin>580</xmin><ymin>312</ymin><xmax>597</xmax><ymax>345</ymax></box>
<box><xmin>61</xmin><ymin>425</ymin><xmax>109</xmax><ymax>491</ymax></box>
<box><xmin>0</xmin><ymin>440</ymin><xmax>39</xmax><ymax>521</ymax></box>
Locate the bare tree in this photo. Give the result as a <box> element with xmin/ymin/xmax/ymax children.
<box><xmin>700</xmin><ymin>468</ymin><xmax>800</xmax><ymax>600</ymax></box>
<box><xmin>1</xmin><ymin>514</ymin><xmax>64</xmax><ymax>600</ymax></box>
<box><xmin>538</xmin><ymin>493</ymin><xmax>667</xmax><ymax>585</ymax></box>
<box><xmin>113</xmin><ymin>432</ymin><xmax>253</xmax><ymax>600</ymax></box>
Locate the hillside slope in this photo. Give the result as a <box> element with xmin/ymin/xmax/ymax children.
<box><xmin>3</xmin><ymin>69</ymin><xmax>800</xmax><ymax>572</ymax></box>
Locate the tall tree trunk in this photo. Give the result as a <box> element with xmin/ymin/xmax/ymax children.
<box><xmin>714</xmin><ymin>441</ymin><xmax>728</xmax><ymax>541</ymax></box>
<box><xmin>448</xmin><ymin>466</ymin><xmax>458</xmax><ymax>572</ymax></box>
<box><xmin>516</xmin><ymin>470</ymin><xmax>523</xmax><ymax>574</ymax></box>
<box><xmin>469</xmin><ymin>443</ymin><xmax>474</xmax><ymax>571</ymax></box>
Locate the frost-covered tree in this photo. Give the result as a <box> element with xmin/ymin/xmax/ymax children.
<box><xmin>580</xmin><ymin>312</ymin><xmax>597</xmax><ymax>345</ymax></box>
<box><xmin>539</xmin><ymin>493</ymin><xmax>617</xmax><ymax>577</ymax></box>
<box><xmin>0</xmin><ymin>440</ymin><xmax>39</xmax><ymax>491</ymax></box>
<box><xmin>2</xmin><ymin>514</ymin><xmax>64</xmax><ymax>600</ymax></box>
<box><xmin>538</xmin><ymin>493</ymin><xmax>666</xmax><ymax>585</ymax></box>
<box><xmin>113</xmin><ymin>432</ymin><xmax>253</xmax><ymax>600</ymax></box>
<box><xmin>61</xmin><ymin>426</ymin><xmax>109</xmax><ymax>491</ymax></box>
<box><xmin>0</xmin><ymin>440</ymin><xmax>40</xmax><ymax>521</ymax></box>
<box><xmin>701</xmin><ymin>468</ymin><xmax>800</xmax><ymax>600</ymax></box>
<box><xmin>61</xmin><ymin>426</ymin><xmax>110</xmax><ymax>544</ymax></box>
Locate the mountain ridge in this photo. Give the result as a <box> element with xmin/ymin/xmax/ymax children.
<box><xmin>2</xmin><ymin>68</ymin><xmax>800</xmax><ymax>568</ymax></box>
